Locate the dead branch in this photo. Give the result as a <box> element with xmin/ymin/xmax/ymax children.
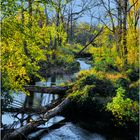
<box><xmin>78</xmin><ymin>28</ymin><xmax>103</xmax><ymax>55</ymax></box>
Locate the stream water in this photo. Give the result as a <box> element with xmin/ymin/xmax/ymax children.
<box><xmin>2</xmin><ymin>59</ymin><xmax>138</xmax><ymax>140</ymax></box>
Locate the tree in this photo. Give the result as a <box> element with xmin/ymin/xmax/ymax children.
<box><xmin>89</xmin><ymin>0</ymin><xmax>139</xmax><ymax>69</ymax></box>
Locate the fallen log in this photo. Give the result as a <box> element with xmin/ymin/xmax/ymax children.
<box><xmin>43</xmin><ymin>97</ymin><xmax>70</xmax><ymax>120</ymax></box>
<box><xmin>3</xmin><ymin>97</ymin><xmax>70</xmax><ymax>140</ymax></box>
<box><xmin>24</xmin><ymin>85</ymin><xmax>68</xmax><ymax>95</ymax></box>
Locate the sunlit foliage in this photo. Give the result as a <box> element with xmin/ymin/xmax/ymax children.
<box><xmin>1</xmin><ymin>10</ymin><xmax>69</xmax><ymax>93</ymax></box>
<box><xmin>106</xmin><ymin>87</ymin><xmax>139</xmax><ymax>125</ymax></box>
<box><xmin>1</xmin><ymin>15</ymin><xmax>46</xmax><ymax>92</ymax></box>
<box><xmin>87</xmin><ymin>24</ymin><xmax>139</xmax><ymax>71</ymax></box>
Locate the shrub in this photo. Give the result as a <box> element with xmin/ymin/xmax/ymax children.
<box><xmin>106</xmin><ymin>87</ymin><xmax>139</xmax><ymax>125</ymax></box>
<box><xmin>70</xmin><ymin>72</ymin><xmax>115</xmax><ymax>102</ymax></box>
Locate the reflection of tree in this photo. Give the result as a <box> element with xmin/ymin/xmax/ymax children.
<box><xmin>51</xmin><ymin>74</ymin><xmax>56</xmax><ymax>102</ymax></box>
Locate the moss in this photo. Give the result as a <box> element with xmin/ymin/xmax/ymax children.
<box><xmin>70</xmin><ymin>85</ymin><xmax>96</xmax><ymax>103</ymax></box>
<box><xmin>69</xmin><ymin>71</ymin><xmax>116</xmax><ymax>104</ymax></box>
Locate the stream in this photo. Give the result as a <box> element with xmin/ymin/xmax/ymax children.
<box><xmin>2</xmin><ymin>58</ymin><xmax>137</xmax><ymax>140</ymax></box>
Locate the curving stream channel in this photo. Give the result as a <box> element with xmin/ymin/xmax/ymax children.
<box><xmin>2</xmin><ymin>58</ymin><xmax>137</xmax><ymax>140</ymax></box>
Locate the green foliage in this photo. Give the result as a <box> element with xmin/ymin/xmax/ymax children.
<box><xmin>93</xmin><ymin>56</ymin><xmax>117</xmax><ymax>72</ymax></box>
<box><xmin>87</xmin><ymin>24</ymin><xmax>139</xmax><ymax>71</ymax></box>
<box><xmin>127</xmin><ymin>27</ymin><xmax>139</xmax><ymax>68</ymax></box>
<box><xmin>1</xmin><ymin>5</ymin><xmax>76</xmax><ymax>94</ymax></box>
<box><xmin>1</xmin><ymin>14</ymin><xmax>47</xmax><ymax>93</ymax></box>
<box><xmin>115</xmin><ymin>78</ymin><xmax>130</xmax><ymax>90</ymax></box>
<box><xmin>106</xmin><ymin>87</ymin><xmax>139</xmax><ymax>125</ymax></box>
<box><xmin>2</xmin><ymin>1</ymin><xmax>139</xmax><ymax>129</ymax></box>
<box><xmin>69</xmin><ymin>70</ymin><xmax>116</xmax><ymax>103</ymax></box>
<box><xmin>75</xmin><ymin>23</ymin><xmax>93</xmax><ymax>45</ymax></box>
<box><xmin>73</xmin><ymin>69</ymin><xmax>139</xmax><ymax>126</ymax></box>
<box><xmin>1</xmin><ymin>0</ymin><xmax>19</xmax><ymax>17</ymax></box>
<box><xmin>71</xmin><ymin>85</ymin><xmax>96</xmax><ymax>103</ymax></box>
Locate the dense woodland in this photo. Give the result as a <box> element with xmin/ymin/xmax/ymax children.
<box><xmin>1</xmin><ymin>0</ymin><xmax>139</xmax><ymax>140</ymax></box>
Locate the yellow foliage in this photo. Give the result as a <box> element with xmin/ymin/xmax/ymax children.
<box><xmin>127</xmin><ymin>27</ymin><xmax>139</xmax><ymax>67</ymax></box>
<box><xmin>115</xmin><ymin>56</ymin><xmax>124</xmax><ymax>70</ymax></box>
<box><xmin>77</xmin><ymin>68</ymin><xmax>126</xmax><ymax>82</ymax></box>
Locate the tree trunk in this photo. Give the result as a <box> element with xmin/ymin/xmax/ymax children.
<box><xmin>66</xmin><ymin>15</ymin><xmax>70</xmax><ymax>42</ymax></box>
<box><xmin>44</xmin><ymin>4</ymin><xmax>49</xmax><ymax>26</ymax></box>
<box><xmin>69</xmin><ymin>2</ymin><xmax>73</xmax><ymax>44</ymax></box>
<box><xmin>116</xmin><ymin>0</ymin><xmax>123</xmax><ymax>57</ymax></box>
<box><xmin>122</xmin><ymin>0</ymin><xmax>128</xmax><ymax>67</ymax></box>
<box><xmin>28</xmin><ymin>0</ymin><xmax>32</xmax><ymax>22</ymax></box>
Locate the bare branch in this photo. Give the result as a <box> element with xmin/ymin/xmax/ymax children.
<box><xmin>78</xmin><ymin>27</ymin><xmax>103</xmax><ymax>55</ymax></box>
<box><xmin>127</xmin><ymin>0</ymin><xmax>139</xmax><ymax>12</ymax></box>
